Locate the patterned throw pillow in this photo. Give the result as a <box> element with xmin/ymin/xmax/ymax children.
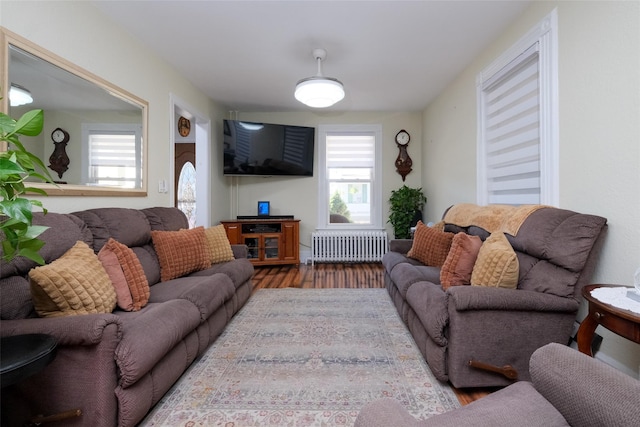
<box><xmin>151</xmin><ymin>226</ymin><xmax>210</xmax><ymax>282</ymax></box>
<box><xmin>29</xmin><ymin>241</ymin><xmax>117</xmax><ymax>317</ymax></box>
<box><xmin>471</xmin><ymin>231</ymin><xmax>519</xmax><ymax>289</ymax></box>
<box><xmin>98</xmin><ymin>238</ymin><xmax>150</xmax><ymax>311</ymax></box>
<box><xmin>204</xmin><ymin>225</ymin><xmax>235</xmax><ymax>264</ymax></box>
<box><xmin>407</xmin><ymin>221</ymin><xmax>455</xmax><ymax>267</ymax></box>
<box><xmin>440</xmin><ymin>233</ymin><xmax>483</xmax><ymax>290</ymax></box>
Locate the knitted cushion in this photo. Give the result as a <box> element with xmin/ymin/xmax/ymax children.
<box><xmin>204</xmin><ymin>225</ymin><xmax>235</xmax><ymax>264</ymax></box>
<box><xmin>151</xmin><ymin>227</ymin><xmax>210</xmax><ymax>281</ymax></box>
<box><xmin>407</xmin><ymin>221</ymin><xmax>454</xmax><ymax>267</ymax></box>
<box><xmin>440</xmin><ymin>232</ymin><xmax>483</xmax><ymax>290</ymax></box>
<box><xmin>471</xmin><ymin>231</ymin><xmax>519</xmax><ymax>289</ymax></box>
<box><xmin>98</xmin><ymin>238</ymin><xmax>149</xmax><ymax>311</ymax></box>
<box><xmin>29</xmin><ymin>241</ymin><xmax>116</xmax><ymax>317</ymax></box>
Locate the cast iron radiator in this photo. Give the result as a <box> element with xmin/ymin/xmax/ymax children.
<box><xmin>311</xmin><ymin>231</ymin><xmax>388</xmax><ymax>265</ymax></box>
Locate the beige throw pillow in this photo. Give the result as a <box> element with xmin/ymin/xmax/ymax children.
<box><xmin>204</xmin><ymin>225</ymin><xmax>235</xmax><ymax>264</ymax></box>
<box><xmin>470</xmin><ymin>231</ymin><xmax>519</xmax><ymax>289</ymax></box>
<box><xmin>29</xmin><ymin>241</ymin><xmax>117</xmax><ymax>317</ymax></box>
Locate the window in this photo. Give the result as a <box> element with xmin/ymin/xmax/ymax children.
<box><xmin>177</xmin><ymin>161</ymin><xmax>196</xmax><ymax>228</ymax></box>
<box><xmin>477</xmin><ymin>9</ymin><xmax>558</xmax><ymax>206</ymax></box>
<box><xmin>318</xmin><ymin>124</ymin><xmax>382</xmax><ymax>229</ymax></box>
<box><xmin>81</xmin><ymin>123</ymin><xmax>143</xmax><ymax>188</ymax></box>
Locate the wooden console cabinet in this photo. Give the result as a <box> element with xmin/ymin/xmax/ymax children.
<box><xmin>221</xmin><ymin>219</ymin><xmax>300</xmax><ymax>266</ymax></box>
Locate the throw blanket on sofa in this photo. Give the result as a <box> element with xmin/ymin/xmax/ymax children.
<box><xmin>444</xmin><ymin>203</ymin><xmax>549</xmax><ymax>236</ymax></box>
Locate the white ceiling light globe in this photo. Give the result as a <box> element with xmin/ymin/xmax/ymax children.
<box><xmin>294</xmin><ymin>77</ymin><xmax>345</xmax><ymax>108</ymax></box>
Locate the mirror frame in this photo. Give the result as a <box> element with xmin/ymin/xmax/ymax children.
<box><xmin>1</xmin><ymin>27</ymin><xmax>149</xmax><ymax>196</ymax></box>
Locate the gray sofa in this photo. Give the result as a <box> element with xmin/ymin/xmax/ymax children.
<box><xmin>0</xmin><ymin>207</ymin><xmax>254</xmax><ymax>427</ymax></box>
<box><xmin>355</xmin><ymin>342</ymin><xmax>640</xmax><ymax>426</ymax></box>
<box><xmin>383</xmin><ymin>205</ymin><xmax>607</xmax><ymax>388</ymax></box>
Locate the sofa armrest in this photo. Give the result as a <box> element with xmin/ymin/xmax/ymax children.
<box><xmin>389</xmin><ymin>239</ymin><xmax>413</xmax><ymax>254</ymax></box>
<box><xmin>531</xmin><ymin>343</ymin><xmax>640</xmax><ymax>426</ymax></box>
<box><xmin>447</xmin><ymin>286</ymin><xmax>579</xmax><ymax>313</ymax></box>
<box><xmin>0</xmin><ymin>314</ymin><xmax>123</xmax><ymax>346</ymax></box>
<box><xmin>231</xmin><ymin>244</ymin><xmax>248</xmax><ymax>259</ymax></box>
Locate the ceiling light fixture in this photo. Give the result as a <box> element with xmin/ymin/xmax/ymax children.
<box><xmin>295</xmin><ymin>48</ymin><xmax>345</xmax><ymax>108</ymax></box>
<box><xmin>9</xmin><ymin>84</ymin><xmax>34</xmax><ymax>107</ymax></box>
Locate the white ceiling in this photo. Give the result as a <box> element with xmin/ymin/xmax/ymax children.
<box><xmin>91</xmin><ymin>1</ymin><xmax>531</xmax><ymax>112</ymax></box>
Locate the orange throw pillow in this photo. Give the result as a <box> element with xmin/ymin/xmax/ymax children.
<box><xmin>151</xmin><ymin>227</ymin><xmax>210</xmax><ymax>282</ymax></box>
<box><xmin>98</xmin><ymin>238</ymin><xmax>150</xmax><ymax>311</ymax></box>
<box><xmin>407</xmin><ymin>221</ymin><xmax>454</xmax><ymax>267</ymax></box>
<box><xmin>440</xmin><ymin>233</ymin><xmax>483</xmax><ymax>290</ymax></box>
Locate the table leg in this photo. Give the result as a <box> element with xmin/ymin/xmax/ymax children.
<box><xmin>577</xmin><ymin>314</ymin><xmax>598</xmax><ymax>356</ymax></box>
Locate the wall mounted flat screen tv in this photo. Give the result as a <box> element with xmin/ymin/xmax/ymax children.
<box><xmin>223</xmin><ymin>120</ymin><xmax>315</xmax><ymax>176</ymax></box>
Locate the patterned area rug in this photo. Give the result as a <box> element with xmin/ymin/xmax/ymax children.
<box><xmin>141</xmin><ymin>288</ymin><xmax>460</xmax><ymax>426</ymax></box>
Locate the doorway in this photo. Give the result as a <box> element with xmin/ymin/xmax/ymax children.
<box><xmin>175</xmin><ymin>143</ymin><xmax>196</xmax><ymax>227</ymax></box>
<box><xmin>171</xmin><ymin>95</ymin><xmax>211</xmax><ymax>228</ymax></box>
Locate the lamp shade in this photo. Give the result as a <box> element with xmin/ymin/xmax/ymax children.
<box><xmin>9</xmin><ymin>84</ymin><xmax>33</xmax><ymax>107</ymax></box>
<box><xmin>295</xmin><ymin>77</ymin><xmax>345</xmax><ymax>108</ymax></box>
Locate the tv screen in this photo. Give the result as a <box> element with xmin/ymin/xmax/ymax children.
<box><xmin>223</xmin><ymin>120</ymin><xmax>315</xmax><ymax>176</ymax></box>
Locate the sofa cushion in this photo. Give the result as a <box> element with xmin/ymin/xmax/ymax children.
<box><xmin>142</xmin><ymin>207</ymin><xmax>190</xmax><ymax>231</ymax></box>
<box><xmin>204</xmin><ymin>225</ymin><xmax>235</xmax><ymax>264</ymax></box>
<box><xmin>98</xmin><ymin>238</ymin><xmax>150</xmax><ymax>311</ymax></box>
<box><xmin>406</xmin><ymin>281</ymin><xmax>449</xmax><ymax>346</ymax></box>
<box><xmin>189</xmin><ymin>258</ymin><xmax>254</xmax><ymax>290</ymax></box>
<box><xmin>407</xmin><ymin>221</ymin><xmax>454</xmax><ymax>267</ymax></box>
<box><xmin>509</xmin><ymin>208</ymin><xmax>607</xmax><ymax>298</ymax></box>
<box><xmin>114</xmin><ymin>300</ymin><xmax>202</xmax><ymax>388</ymax></box>
<box><xmin>72</xmin><ymin>208</ymin><xmax>151</xmax><ymax>252</ymax></box>
<box><xmin>151</xmin><ymin>227</ymin><xmax>211</xmax><ymax>281</ymax></box>
<box><xmin>440</xmin><ymin>233</ymin><xmax>483</xmax><ymax>290</ymax></box>
<box><xmin>29</xmin><ymin>241</ymin><xmax>117</xmax><ymax>317</ymax></box>
<box><xmin>471</xmin><ymin>232</ymin><xmax>519</xmax><ymax>289</ymax></box>
<box><xmin>148</xmin><ymin>275</ymin><xmax>235</xmax><ymax>321</ymax></box>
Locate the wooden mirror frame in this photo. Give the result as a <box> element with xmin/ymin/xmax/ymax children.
<box><xmin>0</xmin><ymin>27</ymin><xmax>149</xmax><ymax>197</ymax></box>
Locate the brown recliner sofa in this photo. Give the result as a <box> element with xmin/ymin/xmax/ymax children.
<box><xmin>0</xmin><ymin>207</ymin><xmax>254</xmax><ymax>427</ymax></box>
<box><xmin>355</xmin><ymin>342</ymin><xmax>640</xmax><ymax>427</ymax></box>
<box><xmin>382</xmin><ymin>204</ymin><xmax>607</xmax><ymax>388</ymax></box>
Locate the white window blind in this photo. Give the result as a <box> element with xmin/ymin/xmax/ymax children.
<box><xmin>482</xmin><ymin>46</ymin><xmax>541</xmax><ymax>205</ymax></box>
<box><xmin>477</xmin><ymin>9</ymin><xmax>558</xmax><ymax>207</ymax></box>
<box><xmin>326</xmin><ymin>134</ymin><xmax>375</xmax><ymax>168</ymax></box>
<box><xmin>82</xmin><ymin>124</ymin><xmax>142</xmax><ymax>188</ymax></box>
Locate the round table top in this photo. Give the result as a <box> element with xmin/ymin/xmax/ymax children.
<box><xmin>1</xmin><ymin>333</ymin><xmax>57</xmax><ymax>388</ymax></box>
<box><xmin>583</xmin><ymin>284</ymin><xmax>640</xmax><ymax>323</ymax></box>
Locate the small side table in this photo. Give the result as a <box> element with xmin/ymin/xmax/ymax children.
<box><xmin>1</xmin><ymin>334</ymin><xmax>57</xmax><ymax>388</ymax></box>
<box><xmin>577</xmin><ymin>284</ymin><xmax>640</xmax><ymax>356</ymax></box>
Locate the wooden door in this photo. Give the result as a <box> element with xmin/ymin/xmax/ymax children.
<box><xmin>174</xmin><ymin>143</ymin><xmax>195</xmax><ymax>206</ymax></box>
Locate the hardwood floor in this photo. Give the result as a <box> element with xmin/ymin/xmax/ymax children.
<box><xmin>250</xmin><ymin>262</ymin><xmax>493</xmax><ymax>406</ymax></box>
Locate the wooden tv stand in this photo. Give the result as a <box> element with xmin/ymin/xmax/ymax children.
<box><xmin>221</xmin><ymin>218</ymin><xmax>300</xmax><ymax>266</ymax></box>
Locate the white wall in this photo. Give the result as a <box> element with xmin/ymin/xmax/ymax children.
<box><xmin>1</xmin><ymin>0</ymin><xmax>227</xmax><ymax>221</ymax></box>
<box><xmin>422</xmin><ymin>0</ymin><xmax>640</xmax><ymax>376</ymax></box>
<box><xmin>219</xmin><ymin>111</ymin><xmax>423</xmax><ymax>260</ymax></box>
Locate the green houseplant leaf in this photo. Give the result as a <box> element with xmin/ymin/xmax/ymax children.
<box><xmin>1</xmin><ymin>106</ymin><xmax>53</xmax><ymax>264</ymax></box>
<box><xmin>388</xmin><ymin>185</ymin><xmax>427</xmax><ymax>239</ymax></box>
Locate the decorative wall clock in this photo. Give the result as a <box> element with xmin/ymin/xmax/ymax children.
<box><xmin>394</xmin><ymin>129</ymin><xmax>413</xmax><ymax>181</ymax></box>
<box><xmin>178</xmin><ymin>116</ymin><xmax>191</xmax><ymax>137</ymax></box>
<box><xmin>49</xmin><ymin>127</ymin><xmax>70</xmax><ymax>180</ymax></box>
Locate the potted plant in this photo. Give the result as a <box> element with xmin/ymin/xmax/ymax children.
<box><xmin>1</xmin><ymin>106</ymin><xmax>53</xmax><ymax>264</ymax></box>
<box><xmin>388</xmin><ymin>185</ymin><xmax>427</xmax><ymax>239</ymax></box>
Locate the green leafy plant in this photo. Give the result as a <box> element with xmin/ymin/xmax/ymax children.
<box><xmin>1</xmin><ymin>107</ymin><xmax>53</xmax><ymax>264</ymax></box>
<box><xmin>388</xmin><ymin>185</ymin><xmax>427</xmax><ymax>239</ymax></box>
<box><xmin>330</xmin><ymin>190</ymin><xmax>351</xmax><ymax>220</ymax></box>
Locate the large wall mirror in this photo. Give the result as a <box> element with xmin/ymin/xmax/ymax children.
<box><xmin>1</xmin><ymin>27</ymin><xmax>148</xmax><ymax>196</ymax></box>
